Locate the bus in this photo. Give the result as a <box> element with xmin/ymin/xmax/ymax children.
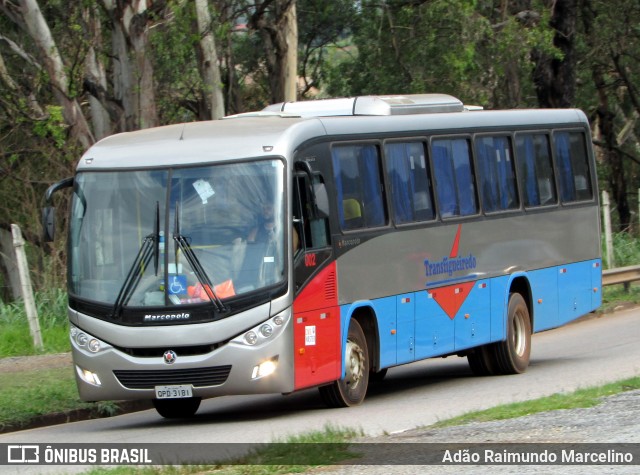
<box><xmin>43</xmin><ymin>94</ymin><xmax>602</xmax><ymax>418</ymax></box>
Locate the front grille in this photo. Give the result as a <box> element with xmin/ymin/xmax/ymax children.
<box><xmin>113</xmin><ymin>365</ymin><xmax>232</xmax><ymax>389</ymax></box>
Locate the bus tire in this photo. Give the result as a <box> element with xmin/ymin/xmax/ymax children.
<box><xmin>319</xmin><ymin>319</ymin><xmax>369</xmax><ymax>407</ymax></box>
<box><xmin>494</xmin><ymin>293</ymin><xmax>531</xmax><ymax>374</ymax></box>
<box><xmin>370</xmin><ymin>368</ymin><xmax>388</xmax><ymax>383</ymax></box>
<box><xmin>467</xmin><ymin>344</ymin><xmax>497</xmax><ymax>376</ymax></box>
<box><xmin>153</xmin><ymin>397</ymin><xmax>201</xmax><ymax>418</ymax></box>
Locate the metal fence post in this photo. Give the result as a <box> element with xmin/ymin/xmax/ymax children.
<box><xmin>602</xmin><ymin>190</ymin><xmax>615</xmax><ymax>269</ymax></box>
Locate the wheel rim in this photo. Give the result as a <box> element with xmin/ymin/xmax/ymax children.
<box><xmin>512</xmin><ymin>309</ymin><xmax>527</xmax><ymax>357</ymax></box>
<box><xmin>344</xmin><ymin>339</ymin><xmax>365</xmax><ymax>390</ymax></box>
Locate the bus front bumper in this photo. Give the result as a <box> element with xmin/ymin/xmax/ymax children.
<box><xmin>69</xmin><ymin>313</ymin><xmax>295</xmax><ymax>402</ymax></box>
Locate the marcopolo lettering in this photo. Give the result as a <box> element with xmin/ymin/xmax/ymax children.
<box><xmin>144</xmin><ymin>312</ymin><xmax>190</xmax><ymax>322</ymax></box>
<box><xmin>424</xmin><ymin>254</ymin><xmax>477</xmax><ymax>278</ymax></box>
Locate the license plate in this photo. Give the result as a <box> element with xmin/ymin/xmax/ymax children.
<box><xmin>155</xmin><ymin>385</ymin><xmax>193</xmax><ymax>399</ymax></box>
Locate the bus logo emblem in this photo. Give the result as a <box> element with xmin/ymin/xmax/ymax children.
<box><xmin>163</xmin><ymin>350</ymin><xmax>177</xmax><ymax>364</ymax></box>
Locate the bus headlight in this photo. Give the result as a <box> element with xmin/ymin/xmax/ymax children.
<box><xmin>245</xmin><ymin>331</ymin><xmax>258</xmax><ymax>346</ymax></box>
<box><xmin>70</xmin><ymin>325</ymin><xmax>110</xmax><ymax>354</ymax></box>
<box><xmin>232</xmin><ymin>310</ymin><xmax>290</xmax><ymax>347</ymax></box>
<box><xmin>260</xmin><ymin>324</ymin><xmax>273</xmax><ymax>338</ymax></box>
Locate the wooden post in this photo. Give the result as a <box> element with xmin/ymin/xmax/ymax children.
<box><xmin>602</xmin><ymin>190</ymin><xmax>615</xmax><ymax>269</ymax></box>
<box><xmin>11</xmin><ymin>224</ymin><xmax>43</xmax><ymax>350</ymax></box>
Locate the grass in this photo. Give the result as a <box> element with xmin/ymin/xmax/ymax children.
<box><xmin>0</xmin><ymin>367</ymin><xmax>84</xmax><ymax>431</ymax></box>
<box><xmin>0</xmin><ymin>288</ymin><xmax>70</xmax><ymax>357</ymax></box>
<box><xmin>0</xmin><ymin>365</ymin><xmax>119</xmax><ymax>432</ymax></box>
<box><xmin>84</xmin><ymin>425</ymin><xmax>363</xmax><ymax>475</ymax></box>
<box><xmin>429</xmin><ymin>375</ymin><xmax>640</xmax><ymax>429</ymax></box>
<box><xmin>601</xmin><ymin>282</ymin><xmax>640</xmax><ymax>312</ymax></box>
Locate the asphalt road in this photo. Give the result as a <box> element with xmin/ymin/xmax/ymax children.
<box><xmin>2</xmin><ymin>306</ymin><xmax>639</xmax><ymax>473</ymax></box>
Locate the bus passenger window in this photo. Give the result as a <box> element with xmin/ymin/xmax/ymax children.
<box><xmin>554</xmin><ymin>131</ymin><xmax>593</xmax><ymax>202</ymax></box>
<box><xmin>475</xmin><ymin>136</ymin><xmax>519</xmax><ymax>212</ymax></box>
<box><xmin>384</xmin><ymin>142</ymin><xmax>435</xmax><ymax>223</ymax></box>
<box><xmin>332</xmin><ymin>144</ymin><xmax>387</xmax><ymax>230</ymax></box>
<box><xmin>431</xmin><ymin>138</ymin><xmax>477</xmax><ymax>218</ymax></box>
<box><xmin>515</xmin><ymin>134</ymin><xmax>557</xmax><ymax>207</ymax></box>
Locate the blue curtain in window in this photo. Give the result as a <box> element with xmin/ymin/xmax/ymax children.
<box><xmin>555</xmin><ymin>132</ymin><xmax>575</xmax><ymax>202</ymax></box>
<box><xmin>433</xmin><ymin>143</ymin><xmax>456</xmax><ymax>216</ymax></box>
<box><xmin>520</xmin><ymin>136</ymin><xmax>539</xmax><ymax>206</ymax></box>
<box><xmin>331</xmin><ymin>149</ymin><xmax>345</xmax><ymax>227</ymax></box>
<box><xmin>476</xmin><ymin>141</ymin><xmax>497</xmax><ymax>212</ymax></box>
<box><xmin>494</xmin><ymin>136</ymin><xmax>512</xmax><ymax>209</ymax></box>
<box><xmin>360</xmin><ymin>145</ymin><xmax>385</xmax><ymax>226</ymax></box>
<box><xmin>452</xmin><ymin>139</ymin><xmax>475</xmax><ymax>216</ymax></box>
<box><xmin>386</xmin><ymin>143</ymin><xmax>414</xmax><ymax>223</ymax></box>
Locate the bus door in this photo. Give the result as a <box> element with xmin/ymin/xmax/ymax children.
<box><xmin>291</xmin><ymin>171</ymin><xmax>340</xmax><ymax>390</ymax></box>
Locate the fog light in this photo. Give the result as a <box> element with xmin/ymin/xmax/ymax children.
<box><xmin>76</xmin><ymin>365</ymin><xmax>102</xmax><ymax>386</ymax></box>
<box><xmin>251</xmin><ymin>358</ymin><xmax>278</xmax><ymax>380</ymax></box>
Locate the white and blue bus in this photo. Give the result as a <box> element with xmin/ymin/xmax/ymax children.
<box><xmin>44</xmin><ymin>94</ymin><xmax>601</xmax><ymax>417</ymax></box>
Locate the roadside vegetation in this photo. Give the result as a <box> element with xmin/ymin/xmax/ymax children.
<box><xmin>0</xmin><ymin>288</ymin><xmax>69</xmax><ymax>357</ymax></box>
<box><xmin>86</xmin><ymin>426</ymin><xmax>363</xmax><ymax>475</ymax></box>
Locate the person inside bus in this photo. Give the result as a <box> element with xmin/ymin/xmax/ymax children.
<box><xmin>248</xmin><ymin>202</ymin><xmax>276</xmax><ymax>243</ymax></box>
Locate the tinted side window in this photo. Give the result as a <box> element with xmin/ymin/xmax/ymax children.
<box><xmin>432</xmin><ymin>138</ymin><xmax>477</xmax><ymax>217</ymax></box>
<box><xmin>475</xmin><ymin>136</ymin><xmax>519</xmax><ymax>212</ymax></box>
<box><xmin>515</xmin><ymin>134</ymin><xmax>557</xmax><ymax>207</ymax></box>
<box><xmin>332</xmin><ymin>144</ymin><xmax>387</xmax><ymax>230</ymax></box>
<box><xmin>384</xmin><ymin>142</ymin><xmax>435</xmax><ymax>224</ymax></box>
<box><xmin>554</xmin><ymin>131</ymin><xmax>593</xmax><ymax>202</ymax></box>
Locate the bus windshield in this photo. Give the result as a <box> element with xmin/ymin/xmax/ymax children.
<box><xmin>68</xmin><ymin>159</ymin><xmax>285</xmax><ymax>316</ymax></box>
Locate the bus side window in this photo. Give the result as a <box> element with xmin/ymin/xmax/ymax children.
<box><xmin>384</xmin><ymin>142</ymin><xmax>435</xmax><ymax>224</ymax></box>
<box><xmin>554</xmin><ymin>131</ymin><xmax>593</xmax><ymax>202</ymax></box>
<box><xmin>293</xmin><ymin>174</ymin><xmax>330</xmax><ymax>253</ymax></box>
<box><xmin>475</xmin><ymin>135</ymin><xmax>519</xmax><ymax>212</ymax></box>
<box><xmin>515</xmin><ymin>134</ymin><xmax>557</xmax><ymax>207</ymax></box>
<box><xmin>332</xmin><ymin>144</ymin><xmax>387</xmax><ymax>230</ymax></box>
<box><xmin>432</xmin><ymin>137</ymin><xmax>478</xmax><ymax>218</ymax></box>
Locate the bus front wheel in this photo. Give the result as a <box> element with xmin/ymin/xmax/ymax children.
<box><xmin>319</xmin><ymin>319</ymin><xmax>370</xmax><ymax>407</ymax></box>
<box><xmin>153</xmin><ymin>397</ymin><xmax>201</xmax><ymax>418</ymax></box>
<box><xmin>494</xmin><ymin>292</ymin><xmax>531</xmax><ymax>374</ymax></box>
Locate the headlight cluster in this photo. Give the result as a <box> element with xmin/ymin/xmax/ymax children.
<box><xmin>70</xmin><ymin>325</ymin><xmax>110</xmax><ymax>354</ymax></box>
<box><xmin>233</xmin><ymin>311</ymin><xmax>289</xmax><ymax>347</ymax></box>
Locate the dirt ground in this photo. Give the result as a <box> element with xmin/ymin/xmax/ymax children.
<box><xmin>0</xmin><ymin>352</ymin><xmax>72</xmax><ymax>374</ymax></box>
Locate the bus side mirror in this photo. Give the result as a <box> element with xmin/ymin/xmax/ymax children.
<box><xmin>42</xmin><ymin>207</ymin><xmax>56</xmax><ymax>242</ymax></box>
<box><xmin>42</xmin><ymin>176</ymin><xmax>74</xmax><ymax>242</ymax></box>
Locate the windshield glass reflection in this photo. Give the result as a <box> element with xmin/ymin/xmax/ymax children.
<box><xmin>69</xmin><ymin>160</ymin><xmax>285</xmax><ymax>311</ymax></box>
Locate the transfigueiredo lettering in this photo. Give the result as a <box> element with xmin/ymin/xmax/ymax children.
<box><xmin>424</xmin><ymin>254</ymin><xmax>477</xmax><ymax>278</ymax></box>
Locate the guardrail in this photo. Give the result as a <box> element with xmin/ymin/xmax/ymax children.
<box><xmin>602</xmin><ymin>265</ymin><xmax>640</xmax><ymax>286</ymax></box>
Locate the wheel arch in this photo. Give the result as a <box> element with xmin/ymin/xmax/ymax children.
<box><xmin>342</xmin><ymin>302</ymin><xmax>381</xmax><ymax>375</ymax></box>
<box><xmin>508</xmin><ymin>274</ymin><xmax>534</xmax><ymax>330</ymax></box>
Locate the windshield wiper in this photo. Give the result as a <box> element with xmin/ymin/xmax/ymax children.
<box><xmin>112</xmin><ymin>202</ymin><xmax>160</xmax><ymax>319</ymax></box>
<box><xmin>173</xmin><ymin>203</ymin><xmax>228</xmax><ymax>313</ymax></box>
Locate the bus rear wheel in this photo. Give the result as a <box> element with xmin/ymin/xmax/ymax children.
<box><xmin>153</xmin><ymin>397</ymin><xmax>201</xmax><ymax>418</ymax></box>
<box><xmin>493</xmin><ymin>293</ymin><xmax>531</xmax><ymax>374</ymax></box>
<box><xmin>467</xmin><ymin>344</ymin><xmax>498</xmax><ymax>376</ymax></box>
<box><xmin>319</xmin><ymin>319</ymin><xmax>369</xmax><ymax>407</ymax></box>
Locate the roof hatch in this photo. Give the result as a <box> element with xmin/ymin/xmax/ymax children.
<box><xmin>263</xmin><ymin>94</ymin><xmax>466</xmax><ymax>117</ymax></box>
